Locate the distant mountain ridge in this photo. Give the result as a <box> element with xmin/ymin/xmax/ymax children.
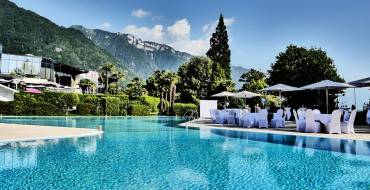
<box><xmin>0</xmin><ymin>0</ymin><xmax>247</xmax><ymax>87</ymax></box>
<box><xmin>72</xmin><ymin>25</ymin><xmax>192</xmax><ymax>78</ymax></box>
<box><xmin>73</xmin><ymin>26</ymin><xmax>248</xmax><ymax>87</ymax></box>
<box><xmin>0</xmin><ymin>0</ymin><xmax>133</xmax><ymax>75</ymax></box>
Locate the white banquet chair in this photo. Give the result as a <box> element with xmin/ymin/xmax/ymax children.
<box><xmin>256</xmin><ymin>109</ymin><xmax>268</xmax><ymax>128</ymax></box>
<box><xmin>293</xmin><ymin>109</ymin><xmax>305</xmax><ymax>132</ymax></box>
<box><xmin>325</xmin><ymin>110</ymin><xmax>342</xmax><ymax>134</ymax></box>
<box><xmin>366</xmin><ymin>108</ymin><xmax>370</xmax><ymax>125</ymax></box>
<box><xmin>305</xmin><ymin>109</ymin><xmax>321</xmax><ymax>133</ymax></box>
<box><xmin>271</xmin><ymin>109</ymin><xmax>285</xmax><ymax>128</ymax></box>
<box><xmin>240</xmin><ymin>113</ymin><xmax>255</xmax><ymax>128</ymax></box>
<box><xmin>313</xmin><ymin>109</ymin><xmax>321</xmax><ymax>114</ymax></box>
<box><xmin>210</xmin><ymin>109</ymin><xmax>217</xmax><ymax>123</ymax></box>
<box><xmin>297</xmin><ymin>109</ymin><xmax>305</xmax><ymax>120</ymax></box>
<box><xmin>284</xmin><ymin>107</ymin><xmax>291</xmax><ymax>121</ymax></box>
<box><xmin>227</xmin><ymin>110</ymin><xmax>238</xmax><ymax>125</ymax></box>
<box><xmin>215</xmin><ymin>110</ymin><xmax>225</xmax><ymax>124</ymax></box>
<box><xmin>343</xmin><ymin>110</ymin><xmax>350</xmax><ymax>122</ymax></box>
<box><xmin>341</xmin><ymin>110</ymin><xmax>356</xmax><ymax>134</ymax></box>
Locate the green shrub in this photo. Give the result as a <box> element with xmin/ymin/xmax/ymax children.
<box><xmin>173</xmin><ymin>103</ymin><xmax>198</xmax><ymax>116</ymax></box>
<box><xmin>32</xmin><ymin>102</ymin><xmax>60</xmax><ymax>115</ymax></box>
<box><xmin>128</xmin><ymin>104</ymin><xmax>150</xmax><ymax>116</ymax></box>
<box><xmin>0</xmin><ymin>101</ymin><xmax>15</xmax><ymax>115</ymax></box>
<box><xmin>102</xmin><ymin>97</ymin><xmax>120</xmax><ymax>116</ymax></box>
<box><xmin>137</xmin><ymin>96</ymin><xmax>160</xmax><ymax>113</ymax></box>
<box><xmin>77</xmin><ymin>103</ymin><xmax>95</xmax><ymax>115</ymax></box>
<box><xmin>78</xmin><ymin>94</ymin><xmax>102</xmax><ymax>115</ymax></box>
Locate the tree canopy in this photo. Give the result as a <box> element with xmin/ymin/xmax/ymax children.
<box><xmin>206</xmin><ymin>14</ymin><xmax>231</xmax><ymax>80</ymax></box>
<box><xmin>125</xmin><ymin>77</ymin><xmax>147</xmax><ymax>98</ymax></box>
<box><xmin>268</xmin><ymin>45</ymin><xmax>344</xmax><ymax>110</ymax></box>
<box><xmin>239</xmin><ymin>69</ymin><xmax>268</xmax><ymax>92</ymax></box>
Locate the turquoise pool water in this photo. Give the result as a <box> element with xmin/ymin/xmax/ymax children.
<box><xmin>0</xmin><ymin>116</ymin><xmax>369</xmax><ymax>189</ymax></box>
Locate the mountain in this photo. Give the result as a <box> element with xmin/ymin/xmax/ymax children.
<box><xmin>0</xmin><ymin>0</ymin><xmax>135</xmax><ymax>78</ymax></box>
<box><xmin>231</xmin><ymin>66</ymin><xmax>248</xmax><ymax>88</ymax></box>
<box><xmin>73</xmin><ymin>26</ymin><xmax>248</xmax><ymax>86</ymax></box>
<box><xmin>72</xmin><ymin>25</ymin><xmax>192</xmax><ymax>78</ymax></box>
<box><xmin>0</xmin><ymin>0</ymin><xmax>247</xmax><ymax>86</ymax></box>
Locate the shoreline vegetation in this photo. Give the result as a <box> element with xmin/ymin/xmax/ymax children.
<box><xmin>0</xmin><ymin>92</ymin><xmax>197</xmax><ymax>117</ymax></box>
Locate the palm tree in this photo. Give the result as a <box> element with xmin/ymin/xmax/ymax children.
<box><xmin>99</xmin><ymin>63</ymin><xmax>115</xmax><ymax>93</ymax></box>
<box><xmin>165</xmin><ymin>72</ymin><xmax>179</xmax><ymax>113</ymax></box>
<box><xmin>79</xmin><ymin>79</ymin><xmax>95</xmax><ymax>94</ymax></box>
<box><xmin>113</xmin><ymin>70</ymin><xmax>125</xmax><ymax>94</ymax></box>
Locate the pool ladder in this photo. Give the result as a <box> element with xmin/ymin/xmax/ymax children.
<box><xmin>183</xmin><ymin>109</ymin><xmax>198</xmax><ymax>121</ymax></box>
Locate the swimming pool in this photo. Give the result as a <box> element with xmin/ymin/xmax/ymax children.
<box><xmin>0</xmin><ymin>116</ymin><xmax>369</xmax><ymax>189</ymax></box>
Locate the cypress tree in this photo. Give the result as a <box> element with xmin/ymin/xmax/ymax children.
<box><xmin>206</xmin><ymin>14</ymin><xmax>231</xmax><ymax>80</ymax></box>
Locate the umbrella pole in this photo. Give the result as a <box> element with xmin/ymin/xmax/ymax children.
<box><xmin>326</xmin><ymin>88</ymin><xmax>329</xmax><ymax>114</ymax></box>
<box><xmin>279</xmin><ymin>90</ymin><xmax>282</xmax><ymax>108</ymax></box>
<box><xmin>354</xmin><ymin>88</ymin><xmax>357</xmax><ymax>108</ymax></box>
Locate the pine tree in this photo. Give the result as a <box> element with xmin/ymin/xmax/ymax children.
<box><xmin>206</xmin><ymin>14</ymin><xmax>231</xmax><ymax>80</ymax></box>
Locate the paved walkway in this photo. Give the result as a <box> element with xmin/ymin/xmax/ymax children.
<box><xmin>180</xmin><ymin>118</ymin><xmax>370</xmax><ymax>141</ymax></box>
<box><xmin>0</xmin><ymin>123</ymin><xmax>103</xmax><ymax>142</ymax></box>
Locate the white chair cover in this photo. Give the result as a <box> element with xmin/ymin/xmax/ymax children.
<box><xmin>257</xmin><ymin>109</ymin><xmax>268</xmax><ymax>128</ymax></box>
<box><xmin>366</xmin><ymin>109</ymin><xmax>370</xmax><ymax>125</ymax></box>
<box><xmin>325</xmin><ymin>110</ymin><xmax>342</xmax><ymax>134</ymax></box>
<box><xmin>293</xmin><ymin>109</ymin><xmax>305</xmax><ymax>132</ymax></box>
<box><xmin>284</xmin><ymin>107</ymin><xmax>291</xmax><ymax>121</ymax></box>
<box><xmin>297</xmin><ymin>109</ymin><xmax>305</xmax><ymax>120</ymax></box>
<box><xmin>240</xmin><ymin>113</ymin><xmax>255</xmax><ymax>128</ymax></box>
<box><xmin>210</xmin><ymin>109</ymin><xmax>217</xmax><ymax>123</ymax></box>
<box><xmin>343</xmin><ymin>110</ymin><xmax>350</xmax><ymax>122</ymax></box>
<box><xmin>313</xmin><ymin>109</ymin><xmax>321</xmax><ymax>114</ymax></box>
<box><xmin>341</xmin><ymin>110</ymin><xmax>356</xmax><ymax>134</ymax></box>
<box><xmin>305</xmin><ymin>109</ymin><xmax>321</xmax><ymax>133</ymax></box>
<box><xmin>271</xmin><ymin>109</ymin><xmax>285</xmax><ymax>128</ymax></box>
<box><xmin>227</xmin><ymin>110</ymin><xmax>238</xmax><ymax>124</ymax></box>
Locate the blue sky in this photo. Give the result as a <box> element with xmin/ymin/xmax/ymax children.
<box><xmin>11</xmin><ymin>0</ymin><xmax>370</xmax><ymax>107</ymax></box>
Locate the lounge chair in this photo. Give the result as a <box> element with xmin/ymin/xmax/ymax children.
<box><xmin>325</xmin><ymin>110</ymin><xmax>342</xmax><ymax>134</ymax></box>
<box><xmin>293</xmin><ymin>109</ymin><xmax>305</xmax><ymax>132</ymax></box>
<box><xmin>341</xmin><ymin>110</ymin><xmax>356</xmax><ymax>134</ymax></box>
<box><xmin>256</xmin><ymin>109</ymin><xmax>268</xmax><ymax>128</ymax></box>
<box><xmin>305</xmin><ymin>109</ymin><xmax>321</xmax><ymax>133</ymax></box>
<box><xmin>271</xmin><ymin>109</ymin><xmax>285</xmax><ymax>128</ymax></box>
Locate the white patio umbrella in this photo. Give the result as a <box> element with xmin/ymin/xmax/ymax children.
<box><xmin>211</xmin><ymin>91</ymin><xmax>235</xmax><ymax>108</ymax></box>
<box><xmin>234</xmin><ymin>91</ymin><xmax>262</xmax><ymax>107</ymax></box>
<box><xmin>300</xmin><ymin>80</ymin><xmax>355</xmax><ymax>113</ymax></box>
<box><xmin>260</xmin><ymin>83</ymin><xmax>302</xmax><ymax>107</ymax></box>
<box><xmin>349</xmin><ymin>77</ymin><xmax>370</xmax><ymax>107</ymax></box>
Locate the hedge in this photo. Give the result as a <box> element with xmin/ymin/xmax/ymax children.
<box><xmin>137</xmin><ymin>96</ymin><xmax>160</xmax><ymax>114</ymax></box>
<box><xmin>77</xmin><ymin>103</ymin><xmax>95</xmax><ymax>115</ymax></box>
<box><xmin>173</xmin><ymin>103</ymin><xmax>198</xmax><ymax>116</ymax></box>
<box><xmin>0</xmin><ymin>92</ymin><xmax>197</xmax><ymax>117</ymax></box>
<box><xmin>102</xmin><ymin>97</ymin><xmax>120</xmax><ymax>116</ymax></box>
<box><xmin>128</xmin><ymin>104</ymin><xmax>150</xmax><ymax>116</ymax></box>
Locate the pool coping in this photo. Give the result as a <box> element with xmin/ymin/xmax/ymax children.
<box><xmin>179</xmin><ymin>118</ymin><xmax>370</xmax><ymax>142</ymax></box>
<box><xmin>0</xmin><ymin>123</ymin><xmax>103</xmax><ymax>143</ymax></box>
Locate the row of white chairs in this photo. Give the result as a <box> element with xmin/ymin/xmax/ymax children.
<box><xmin>293</xmin><ymin>109</ymin><xmax>356</xmax><ymax>134</ymax></box>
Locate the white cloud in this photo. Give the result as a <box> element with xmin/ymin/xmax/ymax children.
<box><xmin>99</xmin><ymin>22</ymin><xmax>112</xmax><ymax>29</ymax></box>
<box><xmin>131</xmin><ymin>9</ymin><xmax>151</xmax><ymax>18</ymax></box>
<box><xmin>121</xmin><ymin>17</ymin><xmax>235</xmax><ymax>55</ymax></box>
<box><xmin>122</xmin><ymin>24</ymin><xmax>164</xmax><ymax>42</ymax></box>
<box><xmin>167</xmin><ymin>19</ymin><xmax>191</xmax><ymax>40</ymax></box>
